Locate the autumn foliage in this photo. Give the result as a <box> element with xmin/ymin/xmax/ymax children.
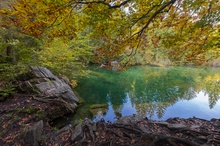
<box><xmin>0</xmin><ymin>0</ymin><xmax>220</xmax><ymax>66</ymax></box>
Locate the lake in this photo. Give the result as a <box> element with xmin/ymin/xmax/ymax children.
<box><xmin>74</xmin><ymin>66</ymin><xmax>220</xmax><ymax>122</ymax></box>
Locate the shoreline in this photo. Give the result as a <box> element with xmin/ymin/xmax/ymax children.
<box><xmin>1</xmin><ymin>93</ymin><xmax>220</xmax><ymax>145</ymax></box>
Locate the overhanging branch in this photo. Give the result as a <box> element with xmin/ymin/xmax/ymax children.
<box><xmin>137</xmin><ymin>0</ymin><xmax>176</xmax><ymax>37</ymax></box>
<box><xmin>74</xmin><ymin>0</ymin><xmax>131</xmax><ymax>9</ymax></box>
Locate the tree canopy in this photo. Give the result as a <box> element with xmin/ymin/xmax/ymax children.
<box><xmin>0</xmin><ymin>0</ymin><xmax>220</xmax><ymax>67</ymax></box>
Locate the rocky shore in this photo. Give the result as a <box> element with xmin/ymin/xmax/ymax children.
<box><xmin>1</xmin><ymin>67</ymin><xmax>220</xmax><ymax>146</ymax></box>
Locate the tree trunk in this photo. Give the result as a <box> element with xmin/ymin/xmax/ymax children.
<box><xmin>6</xmin><ymin>45</ymin><xmax>16</xmax><ymax>64</ymax></box>
<box><xmin>6</xmin><ymin>45</ymin><xmax>12</xmax><ymax>57</ymax></box>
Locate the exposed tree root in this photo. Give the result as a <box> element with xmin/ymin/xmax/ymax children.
<box><xmin>71</xmin><ymin>117</ymin><xmax>220</xmax><ymax>146</ymax></box>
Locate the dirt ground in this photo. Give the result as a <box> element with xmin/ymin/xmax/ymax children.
<box><xmin>1</xmin><ymin>93</ymin><xmax>220</xmax><ymax>146</ymax></box>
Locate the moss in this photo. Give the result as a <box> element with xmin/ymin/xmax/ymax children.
<box><xmin>0</xmin><ymin>84</ymin><xmax>15</xmax><ymax>99</ymax></box>
<box><xmin>24</xmin><ymin>106</ymin><xmax>46</xmax><ymax>120</ymax></box>
<box><xmin>90</xmin><ymin>104</ymin><xmax>108</xmax><ymax>109</ymax></box>
<box><xmin>40</xmin><ymin>135</ymin><xmax>47</xmax><ymax>142</ymax></box>
<box><xmin>13</xmin><ymin>108</ymin><xmax>22</xmax><ymax>114</ymax></box>
<box><xmin>35</xmin><ymin>110</ymin><xmax>46</xmax><ymax>120</ymax></box>
<box><xmin>52</xmin><ymin>127</ymin><xmax>58</xmax><ymax>131</ymax></box>
<box><xmin>25</xmin><ymin>106</ymin><xmax>36</xmax><ymax>114</ymax></box>
<box><xmin>71</xmin><ymin>119</ymin><xmax>84</xmax><ymax>127</ymax></box>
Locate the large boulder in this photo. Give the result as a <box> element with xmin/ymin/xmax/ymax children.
<box><xmin>18</xmin><ymin>66</ymin><xmax>80</xmax><ymax>119</ymax></box>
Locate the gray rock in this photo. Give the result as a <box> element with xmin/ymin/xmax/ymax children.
<box><xmin>85</xmin><ymin>118</ymin><xmax>96</xmax><ymax>131</ymax></box>
<box><xmin>58</xmin><ymin>76</ymin><xmax>71</xmax><ymax>85</ymax></box>
<box><xmin>30</xmin><ymin>66</ymin><xmax>46</xmax><ymax>78</ymax></box>
<box><xmin>18</xmin><ymin>66</ymin><xmax>80</xmax><ymax>119</ymax></box>
<box><xmin>190</xmin><ymin>125</ymin><xmax>200</xmax><ymax>129</ymax></box>
<box><xmin>111</xmin><ymin>61</ymin><xmax>120</xmax><ymax>71</ymax></box>
<box><xmin>89</xmin><ymin>104</ymin><xmax>108</xmax><ymax>118</ymax></box>
<box><xmin>168</xmin><ymin>123</ymin><xmax>187</xmax><ymax>129</ymax></box>
<box><xmin>138</xmin><ymin>126</ymin><xmax>150</xmax><ymax>133</ymax></box>
<box><xmin>115</xmin><ymin>114</ymin><xmax>144</xmax><ymax>125</ymax></box>
<box><xmin>153</xmin><ymin>121</ymin><xmax>169</xmax><ymax>126</ymax></box>
<box><xmin>30</xmin><ymin>66</ymin><xmax>57</xmax><ymax>79</ymax></box>
<box><xmin>61</xmin><ymin>90</ymin><xmax>79</xmax><ymax>103</ymax></box>
<box><xmin>21</xmin><ymin>120</ymin><xmax>43</xmax><ymax>146</ymax></box>
<box><xmin>89</xmin><ymin>108</ymin><xmax>107</xmax><ymax>118</ymax></box>
<box><xmin>56</xmin><ymin>124</ymin><xmax>72</xmax><ymax>134</ymax></box>
<box><xmin>211</xmin><ymin>118</ymin><xmax>220</xmax><ymax>126</ymax></box>
<box><xmin>71</xmin><ymin>123</ymin><xmax>83</xmax><ymax>142</ymax></box>
<box><xmin>198</xmin><ymin>136</ymin><xmax>207</xmax><ymax>140</ymax></box>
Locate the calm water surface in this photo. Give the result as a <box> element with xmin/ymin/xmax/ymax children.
<box><xmin>75</xmin><ymin>66</ymin><xmax>220</xmax><ymax>122</ymax></box>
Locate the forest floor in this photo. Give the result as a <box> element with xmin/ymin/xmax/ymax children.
<box><xmin>1</xmin><ymin>93</ymin><xmax>220</xmax><ymax>146</ymax></box>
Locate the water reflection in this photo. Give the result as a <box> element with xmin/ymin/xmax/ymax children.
<box><xmin>75</xmin><ymin>66</ymin><xmax>220</xmax><ymax>121</ymax></box>
<box><xmin>203</xmin><ymin>74</ymin><xmax>220</xmax><ymax>108</ymax></box>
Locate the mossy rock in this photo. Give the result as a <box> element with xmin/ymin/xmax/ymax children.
<box><xmin>89</xmin><ymin>108</ymin><xmax>108</xmax><ymax>118</ymax></box>
<box><xmin>90</xmin><ymin>104</ymin><xmax>108</xmax><ymax>109</ymax></box>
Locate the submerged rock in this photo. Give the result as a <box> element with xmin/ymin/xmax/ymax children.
<box><xmin>89</xmin><ymin>108</ymin><xmax>108</xmax><ymax>118</ymax></box>
<box><xmin>90</xmin><ymin>104</ymin><xmax>108</xmax><ymax>109</ymax></box>
<box><xmin>89</xmin><ymin>104</ymin><xmax>108</xmax><ymax>118</ymax></box>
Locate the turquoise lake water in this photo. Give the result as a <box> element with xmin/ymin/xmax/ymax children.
<box><xmin>75</xmin><ymin>66</ymin><xmax>220</xmax><ymax>122</ymax></box>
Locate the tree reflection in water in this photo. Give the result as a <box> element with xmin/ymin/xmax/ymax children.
<box><xmin>75</xmin><ymin>66</ymin><xmax>220</xmax><ymax>121</ymax></box>
<box><xmin>203</xmin><ymin>74</ymin><xmax>220</xmax><ymax>109</ymax></box>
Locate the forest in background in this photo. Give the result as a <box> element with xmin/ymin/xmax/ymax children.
<box><xmin>0</xmin><ymin>0</ymin><xmax>220</xmax><ymax>97</ymax></box>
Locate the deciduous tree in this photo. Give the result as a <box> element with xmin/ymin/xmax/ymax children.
<box><xmin>1</xmin><ymin>0</ymin><xmax>219</xmax><ymax>66</ymax></box>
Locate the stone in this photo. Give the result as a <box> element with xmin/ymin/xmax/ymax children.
<box><xmin>211</xmin><ymin>118</ymin><xmax>220</xmax><ymax>126</ymax></box>
<box><xmin>211</xmin><ymin>118</ymin><xmax>219</xmax><ymax>122</ymax></box>
<box><xmin>54</xmin><ymin>124</ymin><xmax>72</xmax><ymax>137</ymax></box>
<box><xmin>153</xmin><ymin>121</ymin><xmax>169</xmax><ymax>126</ymax></box>
<box><xmin>90</xmin><ymin>104</ymin><xmax>108</xmax><ymax>109</ymax></box>
<box><xmin>190</xmin><ymin>125</ymin><xmax>200</xmax><ymax>129</ymax></box>
<box><xmin>138</xmin><ymin>126</ymin><xmax>150</xmax><ymax>133</ymax></box>
<box><xmin>60</xmin><ymin>90</ymin><xmax>79</xmax><ymax>103</ymax></box>
<box><xmin>115</xmin><ymin>114</ymin><xmax>144</xmax><ymax>125</ymax></box>
<box><xmin>197</xmin><ymin>136</ymin><xmax>207</xmax><ymax>140</ymax></box>
<box><xmin>111</xmin><ymin>61</ymin><xmax>120</xmax><ymax>71</ymax></box>
<box><xmin>21</xmin><ymin>120</ymin><xmax>43</xmax><ymax>146</ymax></box>
<box><xmin>18</xmin><ymin>66</ymin><xmax>80</xmax><ymax>120</ymax></box>
<box><xmin>168</xmin><ymin>123</ymin><xmax>187</xmax><ymax>129</ymax></box>
<box><xmin>58</xmin><ymin>76</ymin><xmax>71</xmax><ymax>85</ymax></box>
<box><xmin>71</xmin><ymin>123</ymin><xmax>83</xmax><ymax>142</ymax></box>
<box><xmin>30</xmin><ymin>66</ymin><xmax>46</xmax><ymax>78</ymax></box>
<box><xmin>30</xmin><ymin>66</ymin><xmax>57</xmax><ymax>79</ymax></box>
<box><xmin>89</xmin><ymin>108</ymin><xmax>108</xmax><ymax>118</ymax></box>
<box><xmin>89</xmin><ymin>104</ymin><xmax>108</xmax><ymax>118</ymax></box>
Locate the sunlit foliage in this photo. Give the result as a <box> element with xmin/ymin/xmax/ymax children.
<box><xmin>37</xmin><ymin>35</ymin><xmax>93</xmax><ymax>79</ymax></box>
<box><xmin>0</xmin><ymin>0</ymin><xmax>220</xmax><ymax>67</ymax></box>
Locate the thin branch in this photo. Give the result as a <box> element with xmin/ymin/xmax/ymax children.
<box><xmin>161</xmin><ymin>1</ymin><xmax>174</xmax><ymax>13</ymax></box>
<box><xmin>131</xmin><ymin>4</ymin><xmax>161</xmax><ymax>28</ymax></box>
<box><xmin>46</xmin><ymin>6</ymin><xmax>74</xmax><ymax>30</ymax></box>
<box><xmin>121</xmin><ymin>35</ymin><xmax>142</xmax><ymax>68</ymax></box>
<box><xmin>137</xmin><ymin>0</ymin><xmax>176</xmax><ymax>37</ymax></box>
<box><xmin>180</xmin><ymin>9</ymin><xmax>197</xmax><ymax>35</ymax></box>
<box><xmin>75</xmin><ymin>0</ymin><xmax>132</xmax><ymax>9</ymax></box>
